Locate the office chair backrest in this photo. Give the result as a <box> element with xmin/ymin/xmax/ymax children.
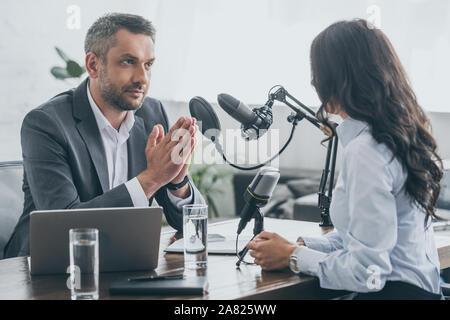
<box><xmin>0</xmin><ymin>161</ymin><xmax>24</xmax><ymax>259</ymax></box>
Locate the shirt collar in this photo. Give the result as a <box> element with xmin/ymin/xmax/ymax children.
<box><xmin>86</xmin><ymin>82</ymin><xmax>135</xmax><ymax>135</ymax></box>
<box><xmin>336</xmin><ymin>117</ymin><xmax>369</xmax><ymax>148</ymax></box>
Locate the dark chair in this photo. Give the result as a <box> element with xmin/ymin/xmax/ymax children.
<box><xmin>232</xmin><ymin>168</ymin><xmax>322</xmax><ymax>217</ymax></box>
<box><xmin>441</xmin><ymin>268</ymin><xmax>450</xmax><ymax>299</ymax></box>
<box><xmin>0</xmin><ymin>161</ymin><xmax>24</xmax><ymax>259</ymax></box>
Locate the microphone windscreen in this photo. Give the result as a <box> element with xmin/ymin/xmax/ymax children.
<box><xmin>189</xmin><ymin>96</ymin><xmax>221</xmax><ymax>142</ymax></box>
<box><xmin>249</xmin><ymin>167</ymin><xmax>280</xmax><ymax>197</ymax></box>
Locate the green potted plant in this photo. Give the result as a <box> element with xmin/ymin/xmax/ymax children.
<box><xmin>189</xmin><ymin>163</ymin><xmax>233</xmax><ymax>218</ymax></box>
<box><xmin>50</xmin><ymin>47</ymin><xmax>86</xmax><ymax>80</ymax></box>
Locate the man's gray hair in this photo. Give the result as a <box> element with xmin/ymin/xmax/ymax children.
<box><xmin>84</xmin><ymin>13</ymin><xmax>156</xmax><ymax>62</ymax></box>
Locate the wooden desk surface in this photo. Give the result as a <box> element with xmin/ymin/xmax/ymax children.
<box><xmin>1</xmin><ymin>218</ymin><xmax>449</xmax><ymax>300</ymax></box>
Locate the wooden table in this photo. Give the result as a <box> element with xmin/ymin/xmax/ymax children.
<box><xmin>1</xmin><ymin>218</ymin><xmax>449</xmax><ymax>300</ymax></box>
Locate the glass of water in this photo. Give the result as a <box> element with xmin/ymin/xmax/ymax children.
<box><xmin>183</xmin><ymin>204</ymin><xmax>208</xmax><ymax>269</ymax></box>
<box><xmin>69</xmin><ymin>228</ymin><xmax>99</xmax><ymax>300</ymax></box>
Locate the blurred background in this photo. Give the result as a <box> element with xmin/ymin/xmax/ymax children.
<box><xmin>1</xmin><ymin>0</ymin><xmax>449</xmax><ymax>219</ymax></box>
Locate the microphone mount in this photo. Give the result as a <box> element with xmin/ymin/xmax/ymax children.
<box><xmin>241</xmin><ymin>101</ymin><xmax>273</xmax><ymax>140</ymax></box>
<box><xmin>218</xmin><ymin>85</ymin><xmax>338</xmax><ymax>228</ymax></box>
<box><xmin>267</xmin><ymin>85</ymin><xmax>338</xmax><ymax>228</ymax></box>
<box><xmin>268</xmin><ymin>85</ymin><xmax>321</xmax><ymax>129</ymax></box>
<box><xmin>235</xmin><ymin>204</ymin><xmax>264</xmax><ymax>268</ymax></box>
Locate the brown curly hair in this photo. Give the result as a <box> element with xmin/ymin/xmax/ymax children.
<box><xmin>310</xmin><ymin>19</ymin><xmax>443</xmax><ymax>225</ymax></box>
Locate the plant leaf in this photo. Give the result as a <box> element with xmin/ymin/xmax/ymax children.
<box><xmin>55</xmin><ymin>47</ymin><xmax>70</xmax><ymax>63</ymax></box>
<box><xmin>66</xmin><ymin>60</ymin><xmax>84</xmax><ymax>78</ymax></box>
<box><xmin>188</xmin><ymin>164</ymin><xmax>234</xmax><ymax>217</ymax></box>
<box><xmin>50</xmin><ymin>66</ymin><xmax>71</xmax><ymax>80</ymax></box>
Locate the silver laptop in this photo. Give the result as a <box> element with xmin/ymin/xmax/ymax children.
<box><xmin>29</xmin><ymin>207</ymin><xmax>163</xmax><ymax>275</ymax></box>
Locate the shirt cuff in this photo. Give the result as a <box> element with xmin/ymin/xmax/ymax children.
<box><xmin>125</xmin><ymin>177</ymin><xmax>149</xmax><ymax>207</ymax></box>
<box><xmin>300</xmin><ymin>236</ymin><xmax>333</xmax><ymax>253</ymax></box>
<box><xmin>166</xmin><ymin>184</ymin><xmax>193</xmax><ymax>209</ymax></box>
<box><xmin>296</xmin><ymin>246</ymin><xmax>327</xmax><ymax>277</ymax></box>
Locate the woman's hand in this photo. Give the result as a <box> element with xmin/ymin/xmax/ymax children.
<box><xmin>296</xmin><ymin>237</ymin><xmax>305</xmax><ymax>246</ymax></box>
<box><xmin>246</xmin><ymin>231</ymin><xmax>298</xmax><ymax>271</ymax></box>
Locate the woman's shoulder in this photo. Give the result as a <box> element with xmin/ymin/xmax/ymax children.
<box><xmin>343</xmin><ymin>128</ymin><xmax>404</xmax><ymax>180</ymax></box>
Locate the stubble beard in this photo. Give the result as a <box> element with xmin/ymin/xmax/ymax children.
<box><xmin>98</xmin><ymin>69</ymin><xmax>145</xmax><ymax>112</ymax></box>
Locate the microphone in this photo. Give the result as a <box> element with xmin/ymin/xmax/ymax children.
<box><xmin>217</xmin><ymin>93</ymin><xmax>273</xmax><ymax>140</ymax></box>
<box><xmin>237</xmin><ymin>166</ymin><xmax>280</xmax><ymax>235</ymax></box>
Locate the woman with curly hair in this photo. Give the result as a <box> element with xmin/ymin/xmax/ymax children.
<box><xmin>247</xmin><ymin>19</ymin><xmax>444</xmax><ymax>300</ymax></box>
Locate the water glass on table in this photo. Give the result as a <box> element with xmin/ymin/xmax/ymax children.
<box><xmin>68</xmin><ymin>228</ymin><xmax>99</xmax><ymax>300</ymax></box>
<box><xmin>183</xmin><ymin>204</ymin><xmax>208</xmax><ymax>270</ymax></box>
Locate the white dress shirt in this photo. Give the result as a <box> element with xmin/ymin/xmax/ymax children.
<box><xmin>295</xmin><ymin>117</ymin><xmax>441</xmax><ymax>294</ymax></box>
<box><xmin>87</xmin><ymin>86</ymin><xmax>192</xmax><ymax>208</ymax></box>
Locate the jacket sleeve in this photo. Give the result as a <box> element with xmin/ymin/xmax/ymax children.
<box><xmin>22</xmin><ymin>109</ymin><xmax>134</xmax><ymax>211</ymax></box>
<box><xmin>154</xmin><ymin>177</ymin><xmax>206</xmax><ymax>231</ymax></box>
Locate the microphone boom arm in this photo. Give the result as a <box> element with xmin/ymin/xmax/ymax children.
<box><xmin>269</xmin><ymin>86</ymin><xmax>321</xmax><ymax>128</ymax></box>
<box><xmin>268</xmin><ymin>86</ymin><xmax>338</xmax><ymax>228</ymax></box>
<box><xmin>212</xmin><ymin>85</ymin><xmax>338</xmax><ymax>228</ymax></box>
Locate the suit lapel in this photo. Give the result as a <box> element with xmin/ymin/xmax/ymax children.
<box><xmin>127</xmin><ymin>117</ymin><xmax>148</xmax><ymax>180</ymax></box>
<box><xmin>72</xmin><ymin>78</ymin><xmax>110</xmax><ymax>193</ymax></box>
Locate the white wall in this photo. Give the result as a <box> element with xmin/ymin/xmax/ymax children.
<box><xmin>163</xmin><ymin>101</ymin><xmax>450</xmax><ymax>171</ymax></box>
<box><xmin>1</xmin><ymin>0</ymin><xmax>449</xmax><ymax>217</ymax></box>
<box><xmin>1</xmin><ymin>0</ymin><xmax>449</xmax><ymax>159</ymax></box>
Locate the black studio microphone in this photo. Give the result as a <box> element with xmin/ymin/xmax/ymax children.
<box><xmin>217</xmin><ymin>93</ymin><xmax>273</xmax><ymax>140</ymax></box>
<box><xmin>237</xmin><ymin>166</ymin><xmax>280</xmax><ymax>235</ymax></box>
<box><xmin>235</xmin><ymin>166</ymin><xmax>280</xmax><ymax>267</ymax></box>
<box><xmin>189</xmin><ymin>95</ymin><xmax>277</xmax><ymax>171</ymax></box>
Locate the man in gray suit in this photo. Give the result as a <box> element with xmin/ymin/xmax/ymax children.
<box><xmin>4</xmin><ymin>13</ymin><xmax>205</xmax><ymax>258</ymax></box>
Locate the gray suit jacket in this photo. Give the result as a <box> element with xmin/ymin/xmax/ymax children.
<box><xmin>4</xmin><ymin>78</ymin><xmax>205</xmax><ymax>258</ymax></box>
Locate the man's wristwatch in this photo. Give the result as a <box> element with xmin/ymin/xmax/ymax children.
<box><xmin>289</xmin><ymin>246</ymin><xmax>303</xmax><ymax>274</ymax></box>
<box><xmin>166</xmin><ymin>175</ymin><xmax>189</xmax><ymax>190</ymax></box>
